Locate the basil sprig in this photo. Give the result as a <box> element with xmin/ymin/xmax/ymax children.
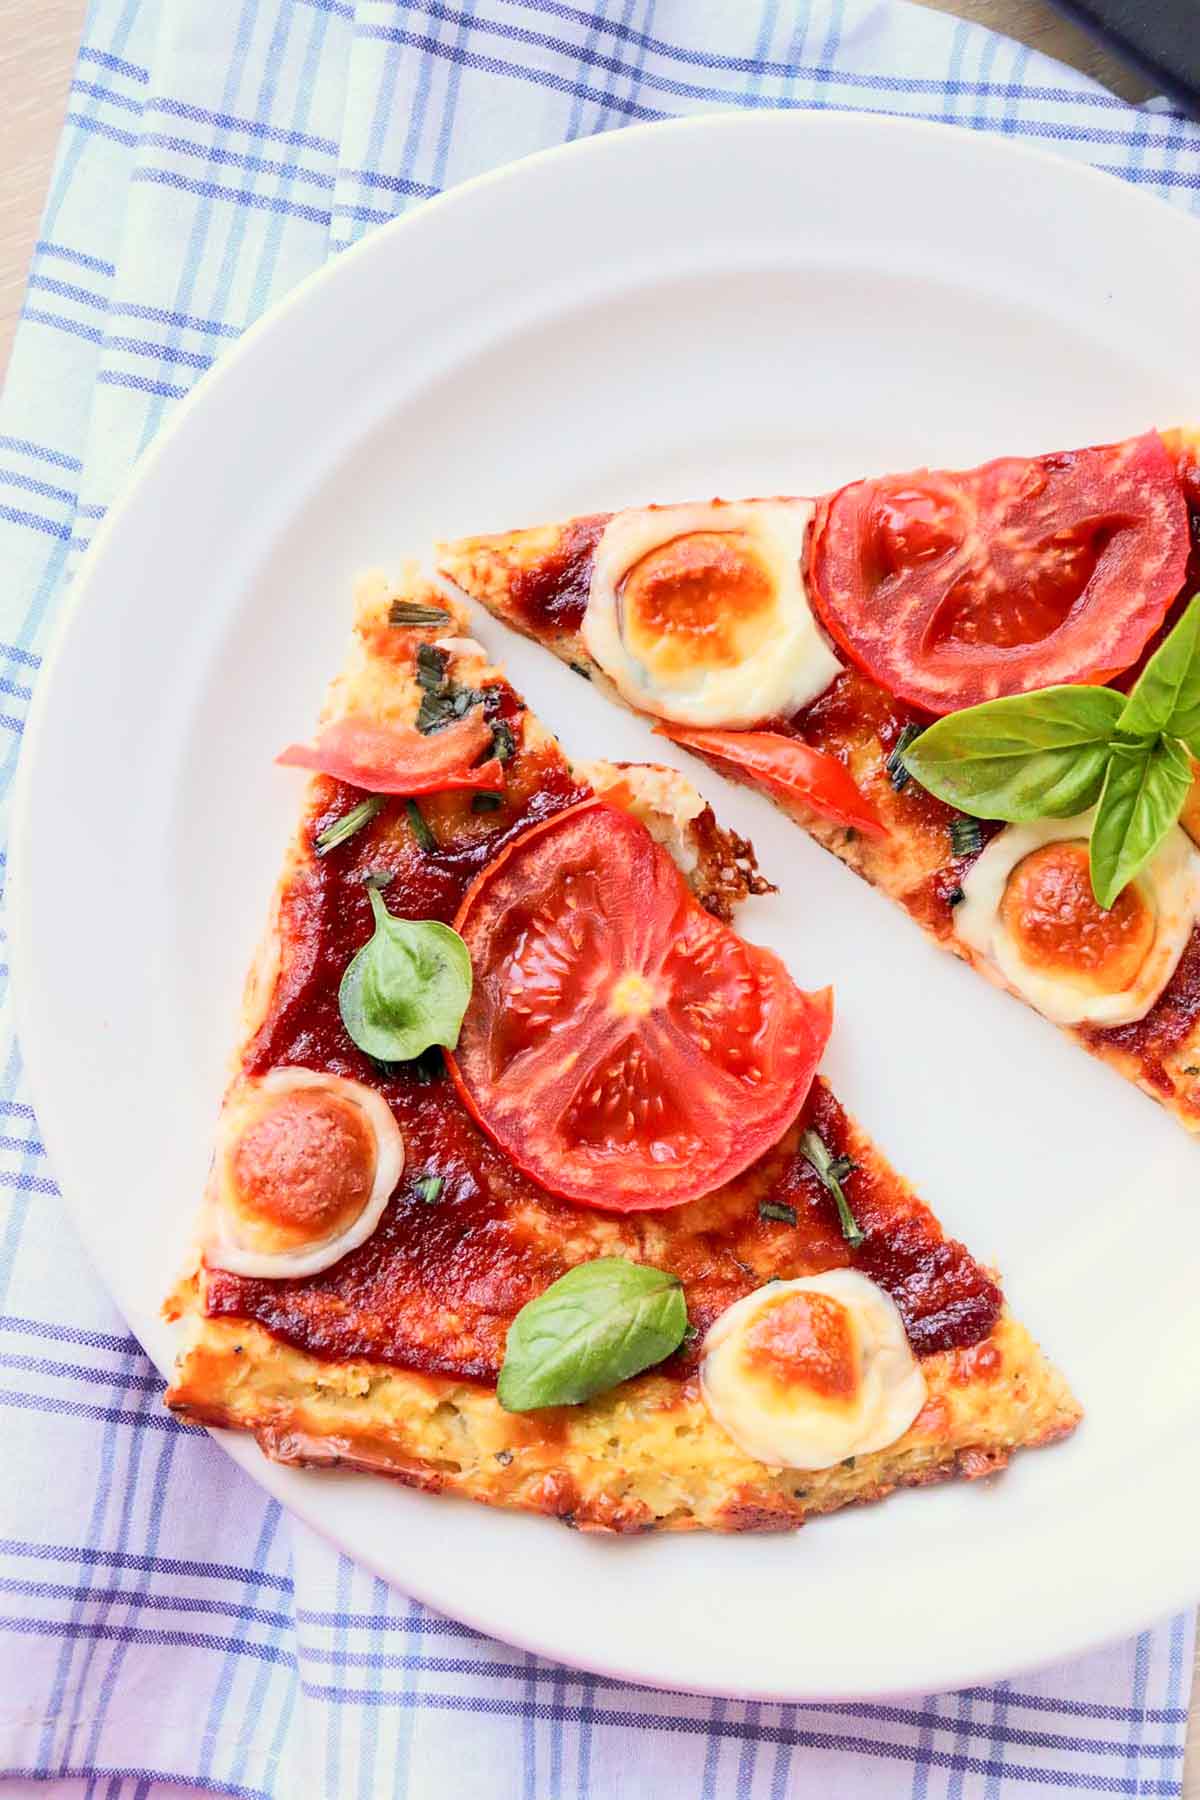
<box><xmin>497</xmin><ymin>1257</ymin><xmax>688</xmax><ymax>1412</ymax></box>
<box><xmin>902</xmin><ymin>597</ymin><xmax>1200</xmax><ymax>909</ymax></box>
<box><xmin>338</xmin><ymin>885</ymin><xmax>472</xmax><ymax>1062</ymax></box>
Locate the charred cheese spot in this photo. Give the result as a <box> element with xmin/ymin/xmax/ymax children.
<box><xmin>583</xmin><ymin>500</ymin><xmax>840</xmax><ymax>727</ymax></box>
<box><xmin>209</xmin><ymin>1069</ymin><xmax>404</xmax><ymax>1279</ymax></box>
<box><xmin>620</xmin><ymin>531</ymin><xmax>776</xmax><ymax>678</ymax></box>
<box><xmin>228</xmin><ymin>1088</ymin><xmax>377</xmax><ymax>1254</ymax></box>
<box><xmin>956</xmin><ymin>813</ymin><xmax>1200</xmax><ymax>1027</ymax></box>
<box><xmin>700</xmin><ymin>1269</ymin><xmax>926</xmax><ymax>1470</ymax></box>
<box><xmin>742</xmin><ymin>1289</ymin><xmax>858</xmax><ymax>1402</ymax></box>
<box><xmin>999</xmin><ymin>842</ymin><xmax>1155</xmax><ymax>995</ymax></box>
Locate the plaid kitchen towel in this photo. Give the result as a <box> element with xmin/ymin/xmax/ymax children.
<box><xmin>3</xmin><ymin>0</ymin><xmax>1200</xmax><ymax>1794</ymax></box>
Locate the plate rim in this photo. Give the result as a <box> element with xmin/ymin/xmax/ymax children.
<box><xmin>12</xmin><ymin>105</ymin><xmax>1200</xmax><ymax>1703</ymax></box>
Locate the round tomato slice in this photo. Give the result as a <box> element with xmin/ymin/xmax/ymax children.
<box><xmin>447</xmin><ymin>799</ymin><xmax>832</xmax><ymax>1211</ymax></box>
<box><xmin>654</xmin><ymin>724</ymin><xmax>886</xmax><ymax>838</ymax></box>
<box><xmin>278</xmin><ymin>714</ymin><xmax>503</xmax><ymax>795</ymax></box>
<box><xmin>808</xmin><ymin>431</ymin><xmax>1189</xmax><ymax>715</ymax></box>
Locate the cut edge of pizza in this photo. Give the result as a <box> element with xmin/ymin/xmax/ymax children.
<box><xmin>436</xmin><ymin>427</ymin><xmax>1200</xmax><ymax>1134</ymax></box>
<box><xmin>165</xmin><ymin>568</ymin><xmax>1079</xmax><ymax>1534</ymax></box>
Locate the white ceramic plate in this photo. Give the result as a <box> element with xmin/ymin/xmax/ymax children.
<box><xmin>13</xmin><ymin>111</ymin><xmax>1200</xmax><ymax>1701</ymax></box>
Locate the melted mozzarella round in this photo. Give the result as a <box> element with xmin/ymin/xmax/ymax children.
<box><xmin>699</xmin><ymin>1269</ymin><xmax>925</xmax><ymax>1470</ymax></box>
<box><xmin>582</xmin><ymin>499</ymin><xmax>840</xmax><ymax>727</ymax></box>
<box><xmin>208</xmin><ymin>1068</ymin><xmax>404</xmax><ymax>1279</ymax></box>
<box><xmin>955</xmin><ymin>813</ymin><xmax>1200</xmax><ymax>1027</ymax></box>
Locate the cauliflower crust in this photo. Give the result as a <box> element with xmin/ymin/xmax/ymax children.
<box><xmin>167</xmin><ymin>1289</ymin><xmax>1078</xmax><ymax>1534</ymax></box>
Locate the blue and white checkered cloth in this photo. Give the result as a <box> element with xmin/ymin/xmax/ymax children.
<box><xmin>3</xmin><ymin>2</ymin><xmax>1200</xmax><ymax>1794</ymax></box>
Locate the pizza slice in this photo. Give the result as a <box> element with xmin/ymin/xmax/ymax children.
<box><xmin>438</xmin><ymin>429</ymin><xmax>1200</xmax><ymax>1132</ymax></box>
<box><xmin>165</xmin><ymin>572</ymin><xmax>1078</xmax><ymax>1532</ymax></box>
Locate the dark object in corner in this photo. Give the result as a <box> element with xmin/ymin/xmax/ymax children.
<box><xmin>1047</xmin><ymin>1</ymin><xmax>1199</xmax><ymax>119</ymax></box>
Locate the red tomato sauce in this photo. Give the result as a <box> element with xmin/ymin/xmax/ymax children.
<box><xmin>207</xmin><ymin>685</ymin><xmax>1001</xmax><ymax>1380</ymax></box>
<box><xmin>508</xmin><ymin>513</ymin><xmax>609</xmax><ymax>635</ymax></box>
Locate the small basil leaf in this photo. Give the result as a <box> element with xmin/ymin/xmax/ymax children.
<box><xmin>901</xmin><ymin>686</ymin><xmax>1124</xmax><ymax>822</ymax></box>
<box><xmin>338</xmin><ymin>886</ymin><xmax>472</xmax><ymax>1061</ymax></box>
<box><xmin>497</xmin><ymin>1257</ymin><xmax>687</xmax><ymax>1412</ymax></box>
<box><xmin>1089</xmin><ymin>736</ymin><xmax>1192</xmax><ymax>910</ymax></box>
<box><xmin>1116</xmin><ymin>595</ymin><xmax>1200</xmax><ymax>742</ymax></box>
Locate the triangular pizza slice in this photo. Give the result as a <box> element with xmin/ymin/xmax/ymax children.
<box><xmin>166</xmin><ymin>573</ymin><xmax>1077</xmax><ymax>1532</ymax></box>
<box><xmin>438</xmin><ymin>428</ymin><xmax>1200</xmax><ymax>1132</ymax></box>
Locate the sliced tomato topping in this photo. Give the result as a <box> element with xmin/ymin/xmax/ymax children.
<box><xmin>654</xmin><ymin>724</ymin><xmax>886</xmax><ymax>838</ymax></box>
<box><xmin>447</xmin><ymin>800</ymin><xmax>832</xmax><ymax>1211</ymax></box>
<box><xmin>278</xmin><ymin>714</ymin><xmax>503</xmax><ymax>795</ymax></box>
<box><xmin>808</xmin><ymin>431</ymin><xmax>1189</xmax><ymax>715</ymax></box>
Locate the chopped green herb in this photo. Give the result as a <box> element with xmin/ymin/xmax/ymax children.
<box><xmin>314</xmin><ymin>794</ymin><xmax>384</xmax><ymax>857</ymax></box>
<box><xmin>416</xmin><ymin>1174</ymin><xmax>444</xmax><ymax>1205</ymax></box>
<box><xmin>758</xmin><ymin>1201</ymin><xmax>797</xmax><ymax>1226</ymax></box>
<box><xmin>568</xmin><ymin>660</ymin><xmax>592</xmax><ymax>681</ymax></box>
<box><xmin>472</xmin><ymin>792</ymin><xmax>503</xmax><ymax>814</ymax></box>
<box><xmin>405</xmin><ymin>798</ymin><xmax>436</xmax><ymax>852</ymax></box>
<box><xmin>949</xmin><ymin>814</ymin><xmax>983</xmax><ymax>858</ymax></box>
<box><xmin>491</xmin><ymin>719</ymin><xmax>516</xmax><ymax>763</ymax></box>
<box><xmin>494</xmin><ymin>1449</ymin><xmax>513</xmax><ymax>1467</ymax></box>
<box><xmin>389</xmin><ymin>598</ymin><xmax>452</xmax><ymax>628</ymax></box>
<box><xmin>886</xmin><ymin>722</ymin><xmax>922</xmax><ymax>791</ymax></box>
<box><xmin>827</xmin><ymin>1152</ymin><xmax>856</xmax><ymax>1185</ymax></box>
<box><xmin>360</xmin><ymin>866</ymin><xmax>394</xmax><ymax>889</ymax></box>
<box><xmin>681</xmin><ymin>1322</ymin><xmax>700</xmax><ymax>1348</ymax></box>
<box><xmin>416</xmin><ymin>690</ymin><xmax>453</xmax><ymax>732</ymax></box>
<box><xmin>415</xmin><ymin>643</ymin><xmax>449</xmax><ymax>690</ymax></box>
<box><xmin>416</xmin><ymin>681</ymin><xmax>487</xmax><ymax>735</ymax></box>
<box><xmin>799</xmin><ymin>1129</ymin><xmax>865</xmax><ymax>1249</ymax></box>
<box><xmin>946</xmin><ymin>884</ymin><xmax>965</xmax><ymax>908</ymax></box>
<box><xmin>412</xmin><ymin>641</ymin><xmax>493</xmax><ymax>734</ymax></box>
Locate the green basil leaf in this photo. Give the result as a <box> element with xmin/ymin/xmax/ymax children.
<box><xmin>1089</xmin><ymin>736</ymin><xmax>1192</xmax><ymax>910</ymax></box>
<box><xmin>338</xmin><ymin>886</ymin><xmax>472</xmax><ymax>1061</ymax></box>
<box><xmin>900</xmin><ymin>686</ymin><xmax>1124</xmax><ymax>821</ymax></box>
<box><xmin>497</xmin><ymin>1257</ymin><xmax>687</xmax><ymax>1412</ymax></box>
<box><xmin>1116</xmin><ymin>595</ymin><xmax>1200</xmax><ymax>742</ymax></box>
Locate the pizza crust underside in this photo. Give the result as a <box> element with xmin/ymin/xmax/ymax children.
<box><xmin>165</xmin><ymin>570</ymin><xmax>1079</xmax><ymax>1532</ymax></box>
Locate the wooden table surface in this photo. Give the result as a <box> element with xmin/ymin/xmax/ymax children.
<box><xmin>0</xmin><ymin>1</ymin><xmax>1193</xmax><ymax>1792</ymax></box>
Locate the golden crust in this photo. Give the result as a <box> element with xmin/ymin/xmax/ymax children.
<box><xmin>437</xmin><ymin>499</ymin><xmax>1200</xmax><ymax>1131</ymax></box>
<box><xmin>167</xmin><ymin>1281</ymin><xmax>1078</xmax><ymax>1533</ymax></box>
<box><xmin>166</xmin><ymin>563</ymin><xmax>1080</xmax><ymax>1531</ymax></box>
